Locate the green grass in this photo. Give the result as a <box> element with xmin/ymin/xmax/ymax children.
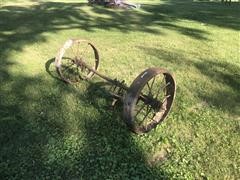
<box><xmin>0</xmin><ymin>0</ymin><xmax>240</xmax><ymax>179</ymax></box>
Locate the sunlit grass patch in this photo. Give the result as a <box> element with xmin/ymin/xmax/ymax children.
<box><xmin>0</xmin><ymin>0</ymin><xmax>239</xmax><ymax>179</ymax></box>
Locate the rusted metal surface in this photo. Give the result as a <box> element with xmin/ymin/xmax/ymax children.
<box><xmin>55</xmin><ymin>39</ymin><xmax>176</xmax><ymax>134</ymax></box>
<box><xmin>55</xmin><ymin>39</ymin><xmax>99</xmax><ymax>83</ymax></box>
<box><xmin>123</xmin><ymin>68</ymin><xmax>176</xmax><ymax>134</ymax></box>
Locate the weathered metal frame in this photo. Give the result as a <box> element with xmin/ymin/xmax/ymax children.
<box><xmin>55</xmin><ymin>39</ymin><xmax>176</xmax><ymax>134</ymax></box>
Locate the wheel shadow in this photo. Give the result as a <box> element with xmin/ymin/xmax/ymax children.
<box><xmin>43</xmin><ymin>58</ymin><xmax>172</xmax><ymax>179</ymax></box>
<box><xmin>45</xmin><ymin>58</ymin><xmax>60</xmax><ymax>81</ymax></box>
<box><xmin>0</xmin><ymin>57</ymin><xmax>171</xmax><ymax>178</ymax></box>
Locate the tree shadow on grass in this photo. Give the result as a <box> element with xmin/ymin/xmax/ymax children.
<box><xmin>0</xmin><ymin>0</ymin><xmax>239</xmax><ymax>55</ymax></box>
<box><xmin>1</xmin><ymin>0</ymin><xmax>240</xmax><ymax>61</ymax></box>
<box><xmin>68</xmin><ymin>80</ymin><xmax>170</xmax><ymax>179</ymax></box>
<box><xmin>194</xmin><ymin>60</ymin><xmax>240</xmax><ymax>115</ymax></box>
<box><xmin>0</xmin><ymin>74</ymin><xmax>69</xmax><ymax>178</ymax></box>
<box><xmin>1</xmin><ymin>1</ymin><xmax>239</xmax><ymax>178</ymax></box>
<box><xmin>45</xmin><ymin>59</ymin><xmax>172</xmax><ymax>178</ymax></box>
<box><xmin>0</xmin><ymin>58</ymin><xmax>171</xmax><ymax>179</ymax></box>
<box><xmin>149</xmin><ymin>0</ymin><xmax>240</xmax><ymax>30</ymax></box>
<box><xmin>137</xmin><ymin>46</ymin><xmax>240</xmax><ymax>116</ymax></box>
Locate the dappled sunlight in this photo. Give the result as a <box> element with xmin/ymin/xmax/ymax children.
<box><xmin>138</xmin><ymin>46</ymin><xmax>240</xmax><ymax>115</ymax></box>
<box><xmin>0</xmin><ymin>69</ymin><xmax>168</xmax><ymax>178</ymax></box>
<box><xmin>1</xmin><ymin>0</ymin><xmax>239</xmax><ymax>61</ymax></box>
<box><xmin>0</xmin><ymin>0</ymin><xmax>239</xmax><ymax>179</ymax></box>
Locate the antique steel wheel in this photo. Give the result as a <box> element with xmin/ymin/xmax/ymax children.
<box><xmin>123</xmin><ymin>68</ymin><xmax>176</xmax><ymax>134</ymax></box>
<box><xmin>55</xmin><ymin>39</ymin><xmax>99</xmax><ymax>83</ymax></box>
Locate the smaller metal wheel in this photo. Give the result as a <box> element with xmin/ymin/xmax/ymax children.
<box><xmin>123</xmin><ymin>68</ymin><xmax>176</xmax><ymax>134</ymax></box>
<box><xmin>55</xmin><ymin>39</ymin><xmax>99</xmax><ymax>83</ymax></box>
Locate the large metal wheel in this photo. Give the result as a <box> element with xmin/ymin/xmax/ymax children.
<box><xmin>55</xmin><ymin>39</ymin><xmax>99</xmax><ymax>83</ymax></box>
<box><xmin>123</xmin><ymin>67</ymin><xmax>176</xmax><ymax>134</ymax></box>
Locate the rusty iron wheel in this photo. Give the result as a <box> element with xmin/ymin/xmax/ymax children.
<box><xmin>55</xmin><ymin>39</ymin><xmax>99</xmax><ymax>83</ymax></box>
<box><xmin>123</xmin><ymin>67</ymin><xmax>176</xmax><ymax>134</ymax></box>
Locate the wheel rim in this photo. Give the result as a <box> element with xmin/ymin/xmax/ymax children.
<box><xmin>55</xmin><ymin>39</ymin><xmax>99</xmax><ymax>83</ymax></box>
<box><xmin>131</xmin><ymin>72</ymin><xmax>175</xmax><ymax>133</ymax></box>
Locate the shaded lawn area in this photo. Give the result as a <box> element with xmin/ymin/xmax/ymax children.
<box><xmin>0</xmin><ymin>0</ymin><xmax>240</xmax><ymax>179</ymax></box>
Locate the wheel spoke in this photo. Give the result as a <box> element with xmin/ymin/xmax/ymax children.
<box><xmin>162</xmin><ymin>82</ymin><xmax>170</xmax><ymax>91</ymax></box>
<box><xmin>82</xmin><ymin>44</ymin><xmax>88</xmax><ymax>57</ymax></box>
<box><xmin>161</xmin><ymin>94</ymin><xmax>171</xmax><ymax>104</ymax></box>
<box><xmin>135</xmin><ymin>102</ymin><xmax>146</xmax><ymax>117</ymax></box>
<box><xmin>70</xmin><ymin>46</ymin><xmax>76</xmax><ymax>57</ymax></box>
<box><xmin>146</xmin><ymin>82</ymin><xmax>151</xmax><ymax>92</ymax></box>
<box><xmin>139</xmin><ymin>105</ymin><xmax>152</xmax><ymax>125</ymax></box>
<box><xmin>154</xmin><ymin>75</ymin><xmax>165</xmax><ymax>98</ymax></box>
<box><xmin>155</xmin><ymin>82</ymin><xmax>170</xmax><ymax>99</ymax></box>
<box><xmin>146</xmin><ymin>82</ymin><xmax>153</xmax><ymax>97</ymax></box>
<box><xmin>122</xmin><ymin>68</ymin><xmax>176</xmax><ymax>134</ymax></box>
<box><xmin>150</xmin><ymin>76</ymin><xmax>155</xmax><ymax>91</ymax></box>
<box><xmin>57</xmin><ymin>39</ymin><xmax>99</xmax><ymax>82</ymax></box>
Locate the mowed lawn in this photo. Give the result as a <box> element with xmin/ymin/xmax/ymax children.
<box><xmin>0</xmin><ymin>0</ymin><xmax>239</xmax><ymax>179</ymax></box>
